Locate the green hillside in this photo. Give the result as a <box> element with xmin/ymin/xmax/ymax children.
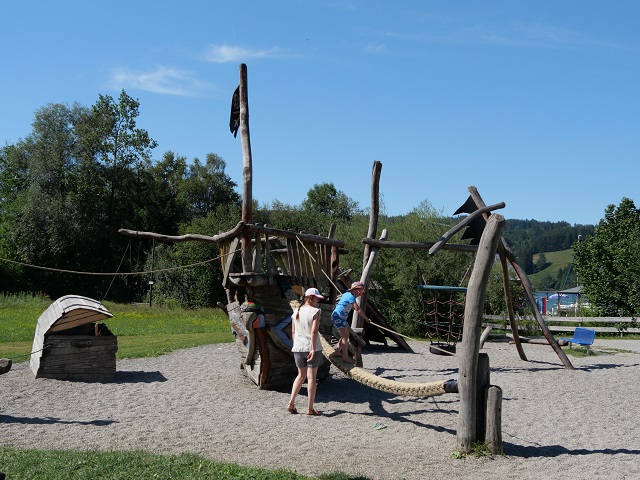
<box><xmin>529</xmin><ymin>249</ymin><xmax>575</xmax><ymax>290</ymax></box>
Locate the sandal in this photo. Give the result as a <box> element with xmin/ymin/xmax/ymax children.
<box><xmin>287</xmin><ymin>403</ymin><xmax>297</xmax><ymax>414</ymax></box>
<box><xmin>306</xmin><ymin>409</ymin><xmax>321</xmax><ymax>416</ymax></box>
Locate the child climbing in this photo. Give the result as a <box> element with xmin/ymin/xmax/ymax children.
<box><xmin>330</xmin><ymin>281</ymin><xmax>371</xmax><ymax>364</ymax></box>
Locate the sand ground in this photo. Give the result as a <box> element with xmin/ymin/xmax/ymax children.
<box><xmin>2</xmin><ymin>338</ymin><xmax>640</xmax><ymax>479</ymax></box>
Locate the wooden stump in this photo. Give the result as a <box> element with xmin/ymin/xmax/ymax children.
<box><xmin>486</xmin><ymin>385</ymin><xmax>503</xmax><ymax>455</ymax></box>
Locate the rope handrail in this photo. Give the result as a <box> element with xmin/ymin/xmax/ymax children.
<box><xmin>0</xmin><ymin>248</ymin><xmax>240</xmax><ymax>277</ymax></box>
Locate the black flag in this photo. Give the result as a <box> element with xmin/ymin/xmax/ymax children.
<box><xmin>454</xmin><ymin>195</ymin><xmax>485</xmax><ymax>245</ymax></box>
<box><xmin>229</xmin><ymin>85</ymin><xmax>240</xmax><ymax>138</ymax></box>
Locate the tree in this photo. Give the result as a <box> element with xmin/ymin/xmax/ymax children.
<box><xmin>573</xmin><ymin>198</ymin><xmax>640</xmax><ymax>316</ymax></box>
<box><xmin>534</xmin><ymin>252</ymin><xmax>549</xmax><ymax>272</ymax></box>
<box><xmin>302</xmin><ymin>183</ymin><xmax>359</xmax><ymax>222</ymax></box>
<box><xmin>183</xmin><ymin>153</ymin><xmax>240</xmax><ymax>220</ymax></box>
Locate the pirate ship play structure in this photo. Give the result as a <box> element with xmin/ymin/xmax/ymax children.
<box><xmin>120</xmin><ymin>63</ymin><xmax>573</xmax><ymax>389</ymax></box>
<box><xmin>119</xmin><ymin>63</ymin><xmax>579</xmax><ymax>453</ymax></box>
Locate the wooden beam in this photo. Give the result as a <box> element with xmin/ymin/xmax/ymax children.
<box><xmin>428</xmin><ymin>202</ymin><xmax>506</xmax><ymax>256</ymax></box>
<box><xmin>118</xmin><ymin>222</ymin><xmax>245</xmax><ymax>244</ymax></box>
<box><xmin>362</xmin><ymin>238</ymin><xmax>478</xmax><ymax>253</ymax></box>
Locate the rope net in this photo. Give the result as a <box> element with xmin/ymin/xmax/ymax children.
<box><xmin>417</xmin><ymin>267</ymin><xmax>466</xmax><ymax>353</ymax></box>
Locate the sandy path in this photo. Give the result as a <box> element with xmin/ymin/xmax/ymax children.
<box><xmin>2</xmin><ymin>339</ymin><xmax>640</xmax><ymax>479</ymax></box>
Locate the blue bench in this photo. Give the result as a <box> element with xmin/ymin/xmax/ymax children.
<box><xmin>561</xmin><ymin>327</ymin><xmax>596</xmax><ymax>354</ymax></box>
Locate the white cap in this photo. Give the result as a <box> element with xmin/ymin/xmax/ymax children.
<box><xmin>304</xmin><ymin>287</ymin><xmax>325</xmax><ymax>299</ymax></box>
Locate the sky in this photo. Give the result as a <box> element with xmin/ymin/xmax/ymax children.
<box><xmin>1</xmin><ymin>1</ymin><xmax>639</xmax><ymax>227</ymax></box>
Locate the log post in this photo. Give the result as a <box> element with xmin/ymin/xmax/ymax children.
<box><xmin>499</xmin><ymin>251</ymin><xmax>527</xmax><ymax>361</ymax></box>
<box><xmin>476</xmin><ymin>353</ymin><xmax>490</xmax><ymax>442</ymax></box>
<box><xmin>486</xmin><ymin>385</ymin><xmax>503</xmax><ymax>455</ymax></box>
<box><xmin>363</xmin><ymin>161</ymin><xmax>382</xmax><ymax>269</ymax></box>
<box><xmin>239</xmin><ymin>63</ymin><xmax>254</xmax><ymax>275</ymax></box>
<box><xmin>354</xmin><ymin>229</ymin><xmax>387</xmax><ymax>329</ymax></box>
<box><xmin>457</xmin><ymin>214</ymin><xmax>504</xmax><ymax>454</ymax></box>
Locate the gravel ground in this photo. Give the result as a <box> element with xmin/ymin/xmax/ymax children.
<box><xmin>2</xmin><ymin>338</ymin><xmax>640</xmax><ymax>479</ymax></box>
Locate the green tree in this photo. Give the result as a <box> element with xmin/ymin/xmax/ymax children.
<box><xmin>302</xmin><ymin>182</ymin><xmax>359</xmax><ymax>222</ymax></box>
<box><xmin>573</xmin><ymin>198</ymin><xmax>640</xmax><ymax>316</ymax></box>
<box><xmin>183</xmin><ymin>153</ymin><xmax>240</xmax><ymax>220</ymax></box>
<box><xmin>534</xmin><ymin>252</ymin><xmax>549</xmax><ymax>272</ymax></box>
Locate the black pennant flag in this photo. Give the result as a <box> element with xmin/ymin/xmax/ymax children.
<box><xmin>454</xmin><ymin>195</ymin><xmax>486</xmax><ymax>245</ymax></box>
<box><xmin>454</xmin><ymin>195</ymin><xmax>477</xmax><ymax>215</ymax></box>
<box><xmin>229</xmin><ymin>85</ymin><xmax>240</xmax><ymax>138</ymax></box>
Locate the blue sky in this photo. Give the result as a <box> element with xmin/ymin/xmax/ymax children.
<box><xmin>2</xmin><ymin>1</ymin><xmax>638</xmax><ymax>226</ymax></box>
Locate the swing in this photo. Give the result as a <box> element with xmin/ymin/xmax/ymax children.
<box><xmin>417</xmin><ymin>266</ymin><xmax>467</xmax><ymax>355</ymax></box>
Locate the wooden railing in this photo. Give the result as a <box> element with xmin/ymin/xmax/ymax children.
<box><xmin>484</xmin><ymin>314</ymin><xmax>640</xmax><ymax>335</ymax></box>
<box><xmin>219</xmin><ymin>224</ymin><xmax>344</xmax><ymax>295</ymax></box>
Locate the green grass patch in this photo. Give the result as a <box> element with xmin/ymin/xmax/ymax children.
<box><xmin>562</xmin><ymin>346</ymin><xmax>594</xmax><ymax>357</ymax></box>
<box><xmin>0</xmin><ymin>447</ymin><xmax>370</xmax><ymax>480</ymax></box>
<box><xmin>529</xmin><ymin>249</ymin><xmax>573</xmax><ymax>286</ymax></box>
<box><xmin>0</xmin><ymin>293</ymin><xmax>234</xmax><ymax>361</ymax></box>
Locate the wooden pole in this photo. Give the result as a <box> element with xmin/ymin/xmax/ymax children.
<box><xmin>486</xmin><ymin>385</ymin><xmax>503</xmax><ymax>455</ymax></box>
<box><xmin>457</xmin><ymin>214</ymin><xmax>504</xmax><ymax>454</ymax></box>
<box><xmin>428</xmin><ymin>202</ymin><xmax>506</xmax><ymax>256</ymax></box>
<box><xmin>476</xmin><ymin>353</ymin><xmax>490</xmax><ymax>442</ymax></box>
<box><xmin>499</xmin><ymin>251</ymin><xmax>527</xmax><ymax>361</ymax></box>
<box><xmin>353</xmin><ymin>229</ymin><xmax>387</xmax><ymax>329</ymax></box>
<box><xmin>362</xmin><ymin>238</ymin><xmax>478</xmax><ymax>253</ymax></box>
<box><xmin>239</xmin><ymin>64</ymin><xmax>254</xmax><ymax>274</ymax></box>
<box><xmin>363</xmin><ymin>161</ymin><xmax>382</xmax><ymax>270</ymax></box>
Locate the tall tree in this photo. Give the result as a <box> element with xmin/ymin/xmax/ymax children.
<box><xmin>74</xmin><ymin>90</ymin><xmax>158</xmax><ymax>251</ymax></box>
<box><xmin>574</xmin><ymin>198</ymin><xmax>640</xmax><ymax>316</ymax></box>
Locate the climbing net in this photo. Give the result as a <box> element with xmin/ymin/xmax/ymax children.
<box><xmin>419</xmin><ymin>283</ymin><xmax>466</xmax><ymax>355</ymax></box>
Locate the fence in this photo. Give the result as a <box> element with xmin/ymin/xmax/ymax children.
<box><xmin>483</xmin><ymin>314</ymin><xmax>640</xmax><ymax>335</ymax></box>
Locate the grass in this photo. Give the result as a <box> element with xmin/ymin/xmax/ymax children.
<box><xmin>0</xmin><ymin>293</ymin><xmax>370</xmax><ymax>479</ymax></box>
<box><xmin>0</xmin><ymin>447</ymin><xmax>371</xmax><ymax>480</ymax></box>
<box><xmin>529</xmin><ymin>249</ymin><xmax>573</xmax><ymax>286</ymax></box>
<box><xmin>0</xmin><ymin>293</ymin><xmax>234</xmax><ymax>360</ymax></box>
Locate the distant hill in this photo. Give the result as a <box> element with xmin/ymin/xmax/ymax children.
<box><xmin>502</xmin><ymin>219</ymin><xmax>595</xmax><ymax>284</ymax></box>
<box><xmin>528</xmin><ymin>249</ymin><xmax>575</xmax><ymax>290</ymax></box>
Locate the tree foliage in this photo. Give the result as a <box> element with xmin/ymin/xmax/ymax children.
<box><xmin>0</xmin><ymin>92</ymin><xmax>239</xmax><ymax>303</ymax></box>
<box><xmin>302</xmin><ymin>182</ymin><xmax>359</xmax><ymax>222</ymax></box>
<box><xmin>573</xmin><ymin>198</ymin><xmax>640</xmax><ymax>316</ymax></box>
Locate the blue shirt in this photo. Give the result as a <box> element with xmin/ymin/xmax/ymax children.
<box><xmin>332</xmin><ymin>291</ymin><xmax>357</xmax><ymax>321</ymax></box>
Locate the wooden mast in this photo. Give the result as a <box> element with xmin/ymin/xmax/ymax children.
<box><xmin>239</xmin><ymin>64</ymin><xmax>254</xmax><ymax>277</ymax></box>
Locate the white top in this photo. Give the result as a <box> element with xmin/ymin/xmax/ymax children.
<box><xmin>291</xmin><ymin>305</ymin><xmax>323</xmax><ymax>352</ymax></box>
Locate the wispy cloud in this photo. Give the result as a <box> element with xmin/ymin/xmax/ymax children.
<box><xmin>379</xmin><ymin>20</ymin><xmax>625</xmax><ymax>51</ymax></box>
<box><xmin>108</xmin><ymin>66</ymin><xmax>210</xmax><ymax>96</ymax></box>
<box><xmin>202</xmin><ymin>44</ymin><xmax>289</xmax><ymax>63</ymax></box>
<box><xmin>364</xmin><ymin>42</ymin><xmax>387</xmax><ymax>54</ymax></box>
<box><xmin>447</xmin><ymin>22</ymin><xmax>625</xmax><ymax>50</ymax></box>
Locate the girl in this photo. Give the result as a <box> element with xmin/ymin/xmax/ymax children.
<box><xmin>330</xmin><ymin>281</ymin><xmax>371</xmax><ymax>364</ymax></box>
<box><xmin>287</xmin><ymin>287</ymin><xmax>325</xmax><ymax>415</ymax></box>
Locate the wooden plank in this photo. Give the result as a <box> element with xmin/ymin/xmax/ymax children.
<box><xmin>286</xmin><ymin>239</ymin><xmax>297</xmax><ymax>285</ymax></box>
<box><xmin>222</xmin><ymin>237</ymin><xmax>241</xmax><ymax>288</ymax></box>
<box><xmin>252</xmin><ymin>232</ymin><xmax>262</xmax><ymax>273</ymax></box>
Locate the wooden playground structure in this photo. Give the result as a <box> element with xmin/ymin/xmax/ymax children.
<box><xmin>119</xmin><ymin>64</ymin><xmax>575</xmax><ymax>453</ymax></box>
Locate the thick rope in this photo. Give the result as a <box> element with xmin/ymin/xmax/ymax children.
<box><xmin>319</xmin><ymin>336</ymin><xmax>456</xmax><ymax>397</ymax></box>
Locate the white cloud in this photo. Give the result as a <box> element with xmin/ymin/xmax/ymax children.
<box><xmin>108</xmin><ymin>66</ymin><xmax>210</xmax><ymax>96</ymax></box>
<box><xmin>203</xmin><ymin>44</ymin><xmax>287</xmax><ymax>63</ymax></box>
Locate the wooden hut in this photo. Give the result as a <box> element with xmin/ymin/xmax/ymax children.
<box><xmin>30</xmin><ymin>295</ymin><xmax>117</xmax><ymax>382</ymax></box>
